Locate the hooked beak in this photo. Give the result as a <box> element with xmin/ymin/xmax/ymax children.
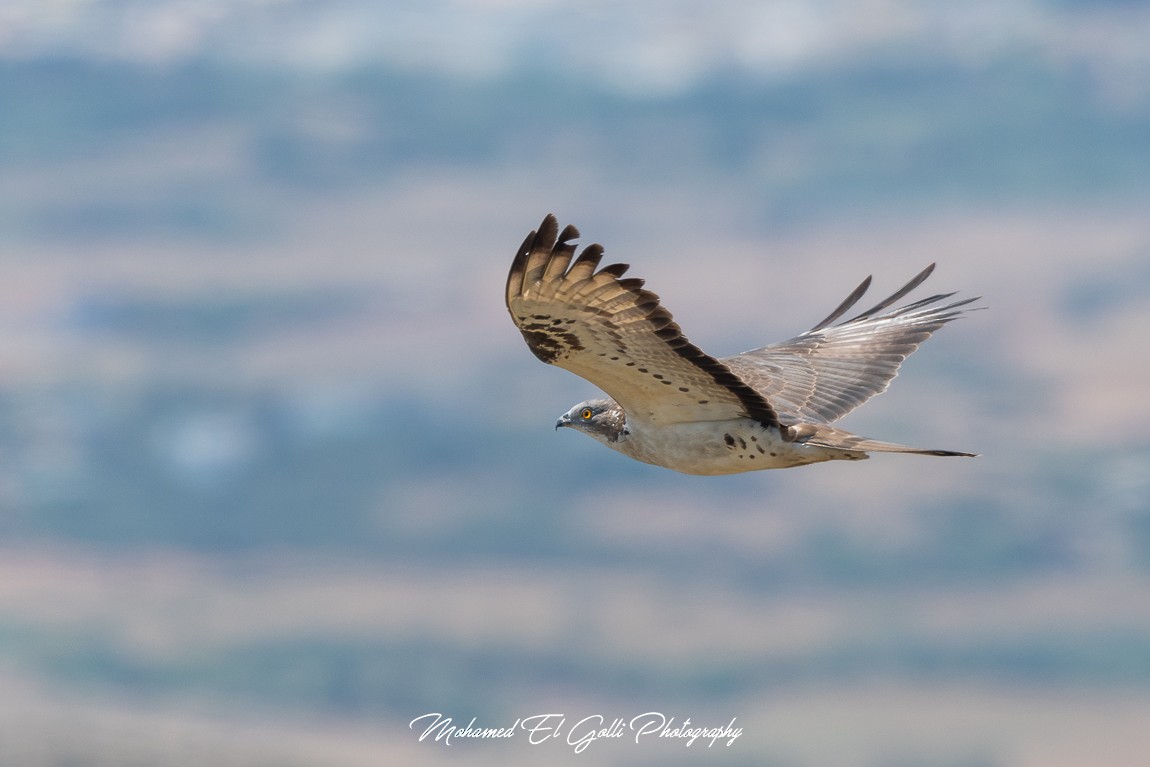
<box><xmin>555</xmin><ymin>413</ymin><xmax>572</xmax><ymax>431</ymax></box>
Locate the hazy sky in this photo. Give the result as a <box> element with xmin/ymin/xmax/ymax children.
<box><xmin>2</xmin><ymin>0</ymin><xmax>1148</xmax><ymax>99</ymax></box>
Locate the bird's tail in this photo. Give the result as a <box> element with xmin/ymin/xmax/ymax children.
<box><xmin>794</xmin><ymin>423</ymin><xmax>977</xmax><ymax>458</ymax></box>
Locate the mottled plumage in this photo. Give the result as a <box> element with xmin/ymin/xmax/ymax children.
<box><xmin>506</xmin><ymin>214</ymin><xmax>979</xmax><ymax>475</ymax></box>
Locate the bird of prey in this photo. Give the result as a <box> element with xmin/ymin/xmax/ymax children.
<box><xmin>506</xmin><ymin>214</ymin><xmax>979</xmax><ymax>475</ymax></box>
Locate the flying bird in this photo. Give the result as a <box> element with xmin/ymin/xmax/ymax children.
<box><xmin>506</xmin><ymin>215</ymin><xmax>979</xmax><ymax>475</ymax></box>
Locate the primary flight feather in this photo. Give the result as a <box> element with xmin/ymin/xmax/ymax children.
<box><xmin>506</xmin><ymin>214</ymin><xmax>979</xmax><ymax>475</ymax></box>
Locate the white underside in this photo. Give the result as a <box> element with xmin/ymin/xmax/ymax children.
<box><xmin>610</xmin><ymin>419</ymin><xmax>867</xmax><ymax>475</ymax></box>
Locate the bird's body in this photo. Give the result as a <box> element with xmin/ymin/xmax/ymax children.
<box><xmin>581</xmin><ymin>412</ymin><xmax>859</xmax><ymax>475</ymax></box>
<box><xmin>507</xmin><ymin>215</ymin><xmax>979</xmax><ymax>475</ymax></box>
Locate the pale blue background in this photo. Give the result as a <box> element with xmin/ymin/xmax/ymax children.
<box><xmin>1</xmin><ymin>1</ymin><xmax>1149</xmax><ymax>765</ymax></box>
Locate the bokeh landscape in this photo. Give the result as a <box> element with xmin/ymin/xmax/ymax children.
<box><xmin>1</xmin><ymin>1</ymin><xmax>1150</xmax><ymax>765</ymax></box>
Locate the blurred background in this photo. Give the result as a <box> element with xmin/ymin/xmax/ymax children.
<box><xmin>1</xmin><ymin>1</ymin><xmax>1149</xmax><ymax>765</ymax></box>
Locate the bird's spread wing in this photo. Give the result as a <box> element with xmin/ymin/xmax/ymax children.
<box><xmin>507</xmin><ymin>215</ymin><xmax>779</xmax><ymax>428</ymax></box>
<box><xmin>723</xmin><ymin>264</ymin><xmax>979</xmax><ymax>424</ymax></box>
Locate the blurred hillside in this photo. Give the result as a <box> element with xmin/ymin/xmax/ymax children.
<box><xmin>1</xmin><ymin>2</ymin><xmax>1150</xmax><ymax>766</ymax></box>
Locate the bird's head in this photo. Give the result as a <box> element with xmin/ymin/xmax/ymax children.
<box><xmin>556</xmin><ymin>398</ymin><xmax>627</xmax><ymax>444</ymax></box>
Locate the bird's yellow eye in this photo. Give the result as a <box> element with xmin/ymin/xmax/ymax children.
<box><xmin>581</xmin><ymin>408</ymin><xmax>593</xmax><ymax>420</ymax></box>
